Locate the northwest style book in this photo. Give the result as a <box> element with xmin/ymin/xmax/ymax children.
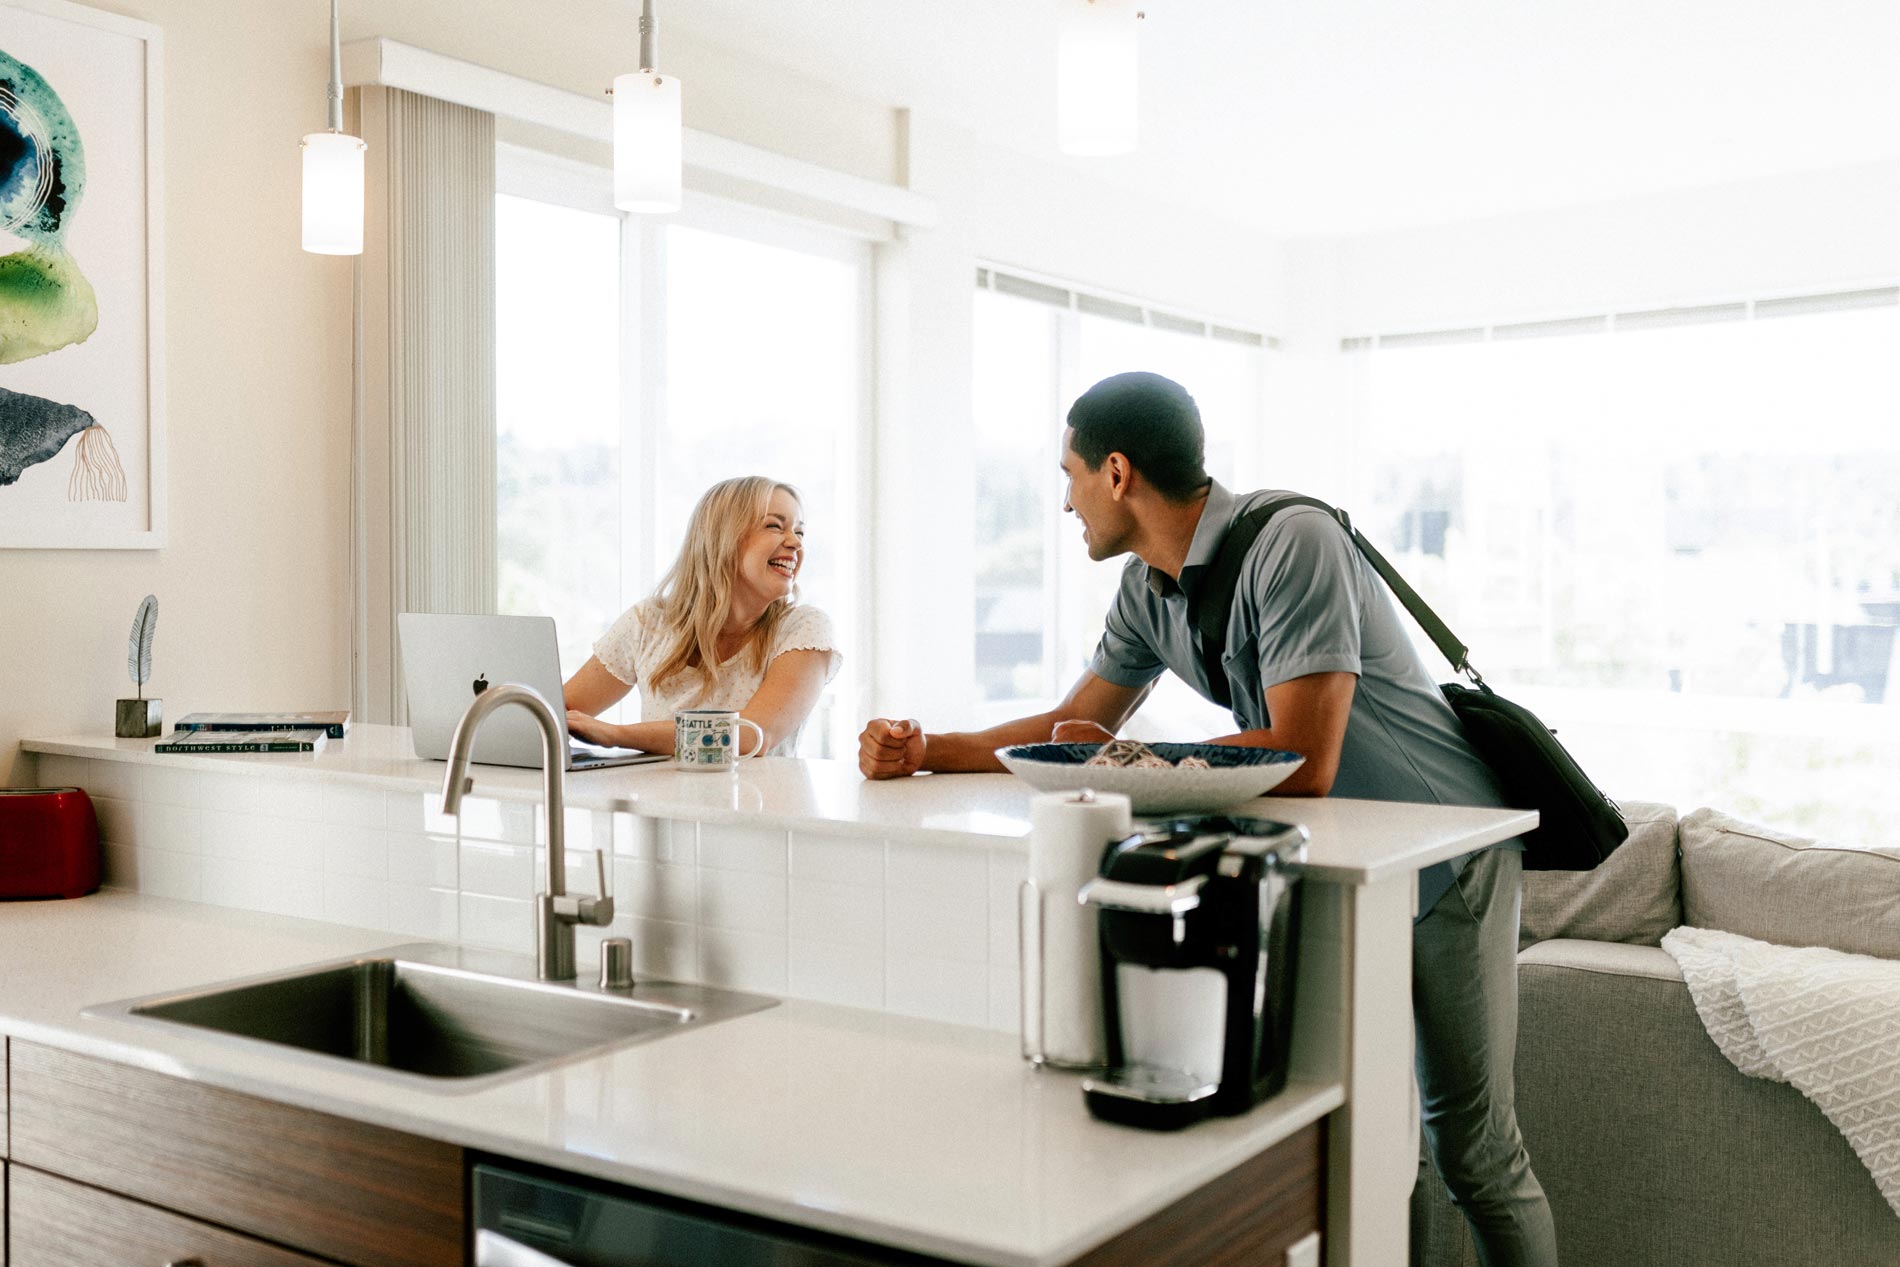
<box><xmin>154</xmin><ymin>728</ymin><xmax>330</xmax><ymax>754</ymax></box>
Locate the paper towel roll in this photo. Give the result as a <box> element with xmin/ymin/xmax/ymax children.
<box><xmin>1023</xmin><ymin>788</ymin><xmax>1132</xmax><ymax>1067</ymax></box>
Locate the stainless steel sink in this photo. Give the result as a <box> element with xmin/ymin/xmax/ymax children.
<box><xmin>84</xmin><ymin>943</ymin><xmax>777</xmax><ymax>1091</ymax></box>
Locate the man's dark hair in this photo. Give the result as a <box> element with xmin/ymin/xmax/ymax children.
<box><xmin>1065</xmin><ymin>372</ymin><xmax>1209</xmax><ymax>502</ymax></box>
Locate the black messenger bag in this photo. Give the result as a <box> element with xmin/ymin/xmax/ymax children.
<box><xmin>1190</xmin><ymin>495</ymin><xmax>1628</xmax><ymax>871</ymax></box>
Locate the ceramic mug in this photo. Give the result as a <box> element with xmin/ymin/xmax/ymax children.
<box><xmin>674</xmin><ymin>709</ymin><xmax>766</xmax><ymax>771</ymax></box>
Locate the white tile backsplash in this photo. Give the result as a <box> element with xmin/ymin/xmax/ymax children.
<box><xmin>789</xmin><ymin>877</ymin><xmax>882</xmax><ymax>948</ymax></box>
<box><xmin>324</xmin><ymin>783</ymin><xmax>392</xmax><ymax>830</ymax></box>
<box><xmin>77</xmin><ymin>764</ymin><xmax>1025</xmax><ymax>1032</ymax></box>
<box><xmin>201</xmin><ymin>861</ymin><xmax>323</xmax><ymax>921</ymax></box>
<box><xmin>616</xmin><ymin>861</ymin><xmax>699</xmax><ymax>923</ymax></box>
<box><xmin>323</xmin><ymin>872</ymin><xmax>391</xmax><ymax>930</ymax></box>
<box><xmin>387</xmin><ymin>833</ymin><xmax>458</xmax><ymax>888</ymax></box>
<box><xmin>455</xmin><ymin>795</ymin><xmax>540</xmax><ymax>846</ymax></box>
<box><xmin>789</xmin><ymin>832</ymin><xmax>883</xmax><ymax>884</ymax></box>
<box><xmin>460</xmin><ymin>841</ymin><xmax>535</xmax><ymax>899</ymax></box>
<box><xmin>34</xmin><ymin>753</ymin><xmax>87</xmax><ymax>791</ymax></box>
<box><xmin>629</xmin><ymin>917</ymin><xmax>699</xmax><ymax>980</ymax></box>
<box><xmin>388</xmin><ymin>884</ymin><xmax>460</xmax><ymax>941</ymax></box>
<box><xmin>790</xmin><ymin>939</ymin><xmax>884</xmax><ymax>1009</ymax></box>
<box><xmin>103</xmin><ymin>843</ymin><xmax>202</xmax><ymax>902</ymax></box>
<box><xmin>322</xmin><ymin>826</ymin><xmax>389</xmax><ymax>880</ymax></box>
<box><xmin>697</xmin><ymin>868</ymin><xmax>787</xmax><ymax>934</ymax></box>
<box><xmin>699</xmin><ymin>926</ymin><xmax>788</xmax><ymax>993</ymax></box>
<box><xmin>85</xmin><ymin>758</ymin><xmax>141</xmax><ymax>802</ymax></box>
<box><xmin>885</xmin><ymin>886</ymin><xmax>986</xmax><ymax>964</ymax></box>
<box><xmin>139</xmin><ymin>765</ymin><xmax>201</xmax><ymax>808</ymax></box>
<box><xmin>135</xmin><ymin>800</ymin><xmax>200</xmax><ymax>854</ymax></box>
<box><xmin>199</xmin><ymin>811</ymin><xmax>323</xmax><ymax>871</ymax></box>
<box><xmin>886</xmin><ymin>954</ymin><xmax>989</xmax><ymax>1027</ymax></box>
<box><xmin>698</xmin><ymin>823</ymin><xmax>788</xmax><ymax>874</ymax></box>
<box><xmin>91</xmin><ymin>794</ymin><xmax>134</xmax><ymax>846</ymax></box>
<box><xmin>886</xmin><ymin>839</ymin><xmax>988</xmax><ymax>900</ymax></box>
<box><xmin>460</xmin><ymin>891</ymin><xmax>535</xmax><ymax>952</ymax></box>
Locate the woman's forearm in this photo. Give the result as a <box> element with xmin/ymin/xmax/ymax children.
<box><xmin>588</xmin><ymin>719</ymin><xmax>676</xmax><ymax>754</ymax></box>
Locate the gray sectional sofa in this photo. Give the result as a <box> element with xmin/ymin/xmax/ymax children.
<box><xmin>1414</xmin><ymin>803</ymin><xmax>1900</xmax><ymax>1267</ymax></box>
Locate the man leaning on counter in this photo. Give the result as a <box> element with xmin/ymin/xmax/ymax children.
<box><xmin>859</xmin><ymin>370</ymin><xmax>1559</xmax><ymax>1267</ymax></box>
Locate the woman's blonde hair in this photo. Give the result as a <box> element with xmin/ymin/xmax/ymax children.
<box><xmin>646</xmin><ymin>475</ymin><xmax>802</xmax><ymax>703</ymax></box>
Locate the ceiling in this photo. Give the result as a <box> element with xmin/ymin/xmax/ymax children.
<box><xmin>663</xmin><ymin>0</ymin><xmax>1900</xmax><ymax>238</ymax></box>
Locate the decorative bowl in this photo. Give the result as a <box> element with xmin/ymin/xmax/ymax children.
<box><xmin>995</xmin><ymin>742</ymin><xmax>1305</xmax><ymax>814</ymax></box>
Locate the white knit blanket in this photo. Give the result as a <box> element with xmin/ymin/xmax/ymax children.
<box><xmin>1662</xmin><ymin>926</ymin><xmax>1900</xmax><ymax>1217</ymax></box>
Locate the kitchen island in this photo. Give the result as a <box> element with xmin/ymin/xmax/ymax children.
<box><xmin>16</xmin><ymin>727</ymin><xmax>1536</xmax><ymax>1265</ymax></box>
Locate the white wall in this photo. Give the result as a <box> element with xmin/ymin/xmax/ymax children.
<box><xmin>1331</xmin><ymin>158</ymin><xmax>1900</xmax><ymax>335</ymax></box>
<box><xmin>2</xmin><ymin>0</ymin><xmax>356</xmax><ymax>782</ymax></box>
<box><xmin>1</xmin><ymin>0</ymin><xmax>1288</xmax><ymax>769</ymax></box>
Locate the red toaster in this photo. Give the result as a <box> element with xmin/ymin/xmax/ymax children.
<box><xmin>0</xmin><ymin>787</ymin><xmax>102</xmax><ymax>899</ymax></box>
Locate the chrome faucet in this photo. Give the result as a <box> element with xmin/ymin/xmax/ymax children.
<box><xmin>440</xmin><ymin>683</ymin><xmax>614</xmax><ymax>980</ymax></box>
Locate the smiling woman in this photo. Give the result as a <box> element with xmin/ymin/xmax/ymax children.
<box><xmin>560</xmin><ymin>475</ymin><xmax>843</xmax><ymax>757</ymax></box>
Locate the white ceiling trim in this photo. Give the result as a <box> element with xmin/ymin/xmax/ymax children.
<box><xmin>341</xmin><ymin>37</ymin><xmax>939</xmax><ymax>233</ymax></box>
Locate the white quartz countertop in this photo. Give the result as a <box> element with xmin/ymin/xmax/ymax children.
<box><xmin>23</xmin><ymin>729</ymin><xmax>1536</xmax><ymax>883</ymax></box>
<box><xmin>0</xmin><ymin>892</ymin><xmax>1342</xmax><ymax>1267</ymax></box>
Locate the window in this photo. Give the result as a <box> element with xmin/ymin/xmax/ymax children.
<box><xmin>495</xmin><ymin>150</ymin><xmax>870</xmax><ymax>755</ymax></box>
<box><xmin>494</xmin><ymin>192</ymin><xmax>622</xmax><ymax>679</ymax></box>
<box><xmin>1349</xmin><ymin>297</ymin><xmax>1900</xmax><ymax>842</ymax></box>
<box><xmin>971</xmin><ymin>271</ymin><xmax>1275</xmax><ymax>737</ymax></box>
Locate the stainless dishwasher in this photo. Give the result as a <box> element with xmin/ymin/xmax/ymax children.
<box><xmin>473</xmin><ymin>1163</ymin><xmax>921</xmax><ymax>1266</ymax></box>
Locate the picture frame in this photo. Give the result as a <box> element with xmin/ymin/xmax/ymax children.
<box><xmin>0</xmin><ymin>0</ymin><xmax>164</xmax><ymax>549</ymax></box>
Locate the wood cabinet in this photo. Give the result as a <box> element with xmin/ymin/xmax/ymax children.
<box><xmin>6</xmin><ymin>1042</ymin><xmax>464</xmax><ymax>1267</ymax></box>
<box><xmin>10</xmin><ymin>1167</ymin><xmax>333</xmax><ymax>1267</ymax></box>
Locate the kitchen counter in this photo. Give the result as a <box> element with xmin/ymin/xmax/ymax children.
<box><xmin>20</xmin><ymin>730</ymin><xmax>1538</xmax><ymax>1264</ymax></box>
<box><xmin>0</xmin><ymin>891</ymin><xmax>1341</xmax><ymax>1267</ymax></box>
<box><xmin>23</xmin><ymin>726</ymin><xmax>1536</xmax><ymax>881</ymax></box>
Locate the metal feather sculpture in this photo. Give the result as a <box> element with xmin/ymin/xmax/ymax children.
<box><xmin>127</xmin><ymin>594</ymin><xmax>158</xmax><ymax>701</ymax></box>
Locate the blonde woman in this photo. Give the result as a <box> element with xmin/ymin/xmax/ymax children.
<box><xmin>563</xmin><ymin>476</ymin><xmax>840</xmax><ymax>757</ymax></box>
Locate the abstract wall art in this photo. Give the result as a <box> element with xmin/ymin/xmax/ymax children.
<box><xmin>0</xmin><ymin>0</ymin><xmax>162</xmax><ymax>548</ymax></box>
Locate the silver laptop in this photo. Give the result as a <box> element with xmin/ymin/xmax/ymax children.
<box><xmin>397</xmin><ymin>613</ymin><xmax>669</xmax><ymax>771</ymax></box>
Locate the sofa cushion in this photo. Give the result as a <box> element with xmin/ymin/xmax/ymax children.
<box><xmin>1519</xmin><ymin>801</ymin><xmax>1680</xmax><ymax>949</ymax></box>
<box><xmin>1680</xmin><ymin>807</ymin><xmax>1900</xmax><ymax>960</ymax></box>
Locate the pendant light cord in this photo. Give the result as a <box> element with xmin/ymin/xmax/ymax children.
<box><xmin>326</xmin><ymin>0</ymin><xmax>344</xmax><ymax>132</ymax></box>
<box><xmin>639</xmin><ymin>0</ymin><xmax>658</xmax><ymax>74</ymax></box>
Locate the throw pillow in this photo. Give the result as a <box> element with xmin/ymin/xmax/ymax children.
<box><xmin>1519</xmin><ymin>800</ymin><xmax>1681</xmax><ymax>948</ymax></box>
<box><xmin>1679</xmin><ymin>808</ymin><xmax>1900</xmax><ymax>961</ymax></box>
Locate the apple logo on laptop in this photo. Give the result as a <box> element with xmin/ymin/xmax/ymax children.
<box><xmin>472</xmin><ymin>671</ymin><xmax>488</xmax><ymax>697</ymax></box>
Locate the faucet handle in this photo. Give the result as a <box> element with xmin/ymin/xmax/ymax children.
<box><xmin>552</xmin><ymin>850</ymin><xmax>615</xmax><ymax>926</ymax></box>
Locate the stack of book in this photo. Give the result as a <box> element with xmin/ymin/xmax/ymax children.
<box><xmin>154</xmin><ymin>711</ymin><xmax>350</xmax><ymax>754</ymax></box>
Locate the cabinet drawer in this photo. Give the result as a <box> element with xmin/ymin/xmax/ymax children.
<box><xmin>10</xmin><ymin>1167</ymin><xmax>332</xmax><ymax>1267</ymax></box>
<box><xmin>9</xmin><ymin>1042</ymin><xmax>464</xmax><ymax>1267</ymax></box>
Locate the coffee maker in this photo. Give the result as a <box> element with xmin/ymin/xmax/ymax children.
<box><xmin>1078</xmin><ymin>814</ymin><xmax>1308</xmax><ymax>1130</ymax></box>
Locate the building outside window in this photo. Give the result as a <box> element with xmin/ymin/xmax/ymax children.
<box><xmin>1348</xmin><ymin>296</ymin><xmax>1900</xmax><ymax>842</ymax></box>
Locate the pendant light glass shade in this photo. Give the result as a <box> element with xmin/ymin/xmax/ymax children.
<box><xmin>301</xmin><ymin>131</ymin><xmax>367</xmax><ymax>255</ymax></box>
<box><xmin>613</xmin><ymin>72</ymin><xmax>682</xmax><ymax>213</ymax></box>
<box><xmin>1058</xmin><ymin>0</ymin><xmax>1141</xmax><ymax>156</ymax></box>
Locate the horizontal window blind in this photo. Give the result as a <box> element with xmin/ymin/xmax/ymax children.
<box><xmin>978</xmin><ymin>265</ymin><xmax>1279</xmax><ymax>349</ymax></box>
<box><xmin>1343</xmin><ymin>285</ymin><xmax>1900</xmax><ymax>350</ymax></box>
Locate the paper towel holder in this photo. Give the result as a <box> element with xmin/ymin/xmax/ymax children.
<box><xmin>1022</xmin><ymin>875</ymin><xmax>1111</xmax><ymax>1069</ymax></box>
<box><xmin>1020</xmin><ymin>785</ymin><xmax>1121</xmax><ymax>1070</ymax></box>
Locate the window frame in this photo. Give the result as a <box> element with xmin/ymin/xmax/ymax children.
<box><xmin>495</xmin><ymin>144</ymin><xmax>875</xmax><ymax>756</ymax></box>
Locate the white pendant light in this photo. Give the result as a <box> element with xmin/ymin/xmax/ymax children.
<box><xmin>613</xmin><ymin>0</ymin><xmax>683</xmax><ymax>214</ymax></box>
<box><xmin>1058</xmin><ymin>0</ymin><xmax>1143</xmax><ymax>157</ymax></box>
<box><xmin>301</xmin><ymin>0</ymin><xmax>366</xmax><ymax>254</ymax></box>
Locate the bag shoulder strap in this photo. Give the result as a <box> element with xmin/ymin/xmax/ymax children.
<box><xmin>1189</xmin><ymin>493</ymin><xmax>1481</xmax><ymax>710</ymax></box>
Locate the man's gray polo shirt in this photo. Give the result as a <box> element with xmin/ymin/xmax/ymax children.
<box><xmin>1087</xmin><ymin>481</ymin><xmax>1520</xmax><ymax>921</ymax></box>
